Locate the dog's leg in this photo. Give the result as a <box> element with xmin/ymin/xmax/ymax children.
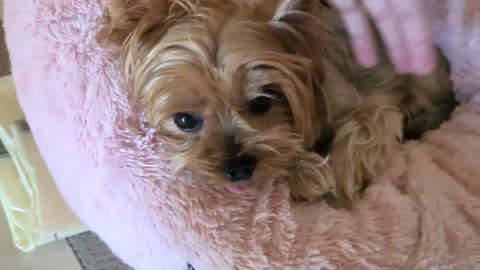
<box><xmin>330</xmin><ymin>105</ymin><xmax>404</xmax><ymax>207</ymax></box>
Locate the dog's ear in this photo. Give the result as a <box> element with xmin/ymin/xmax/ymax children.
<box><xmin>271</xmin><ymin>0</ymin><xmax>323</xmax><ymax>62</ymax></box>
<box><xmin>97</xmin><ymin>0</ymin><xmax>200</xmax><ymax>96</ymax></box>
<box><xmin>97</xmin><ymin>0</ymin><xmax>196</xmax><ymax>48</ymax></box>
<box><xmin>270</xmin><ymin>0</ymin><xmax>330</xmax><ymax>147</ymax></box>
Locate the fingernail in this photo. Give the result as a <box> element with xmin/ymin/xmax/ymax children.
<box><xmin>355</xmin><ymin>41</ymin><xmax>378</xmax><ymax>68</ymax></box>
<box><xmin>413</xmin><ymin>58</ymin><xmax>435</xmax><ymax>75</ymax></box>
<box><xmin>413</xmin><ymin>46</ymin><xmax>436</xmax><ymax>75</ymax></box>
<box><xmin>357</xmin><ymin>52</ymin><xmax>377</xmax><ymax>68</ymax></box>
<box><xmin>394</xmin><ymin>55</ymin><xmax>411</xmax><ymax>74</ymax></box>
<box><xmin>396</xmin><ymin>63</ymin><xmax>411</xmax><ymax>74</ymax></box>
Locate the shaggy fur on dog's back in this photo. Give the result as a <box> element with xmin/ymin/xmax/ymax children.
<box><xmin>315</xmin><ymin>8</ymin><xmax>457</xmax><ymax>204</ymax></box>
<box><xmin>4</xmin><ymin>0</ymin><xmax>480</xmax><ymax>269</ymax></box>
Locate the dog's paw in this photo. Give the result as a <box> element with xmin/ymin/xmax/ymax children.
<box><xmin>288</xmin><ymin>152</ymin><xmax>336</xmax><ymax>203</ymax></box>
<box><xmin>330</xmin><ymin>106</ymin><xmax>403</xmax><ymax>202</ymax></box>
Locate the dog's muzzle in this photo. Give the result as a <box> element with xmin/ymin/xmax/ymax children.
<box><xmin>220</xmin><ymin>154</ymin><xmax>257</xmax><ymax>181</ymax></box>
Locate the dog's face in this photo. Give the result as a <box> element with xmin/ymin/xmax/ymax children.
<box><xmin>101</xmin><ymin>0</ymin><xmax>327</xmax><ymax>193</ymax></box>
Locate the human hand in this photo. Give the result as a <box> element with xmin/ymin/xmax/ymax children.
<box><xmin>329</xmin><ymin>0</ymin><xmax>436</xmax><ymax>75</ymax></box>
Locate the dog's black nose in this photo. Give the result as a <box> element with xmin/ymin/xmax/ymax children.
<box><xmin>220</xmin><ymin>154</ymin><xmax>257</xmax><ymax>181</ymax></box>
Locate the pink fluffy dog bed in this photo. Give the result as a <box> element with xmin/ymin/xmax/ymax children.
<box><xmin>4</xmin><ymin>0</ymin><xmax>480</xmax><ymax>269</ymax></box>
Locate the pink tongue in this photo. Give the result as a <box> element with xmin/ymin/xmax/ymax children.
<box><xmin>225</xmin><ymin>182</ymin><xmax>255</xmax><ymax>194</ymax></box>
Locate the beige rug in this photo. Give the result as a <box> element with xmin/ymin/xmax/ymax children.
<box><xmin>67</xmin><ymin>232</ymin><xmax>131</xmax><ymax>270</ymax></box>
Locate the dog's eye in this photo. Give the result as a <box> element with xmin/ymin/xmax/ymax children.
<box><xmin>173</xmin><ymin>112</ymin><xmax>203</xmax><ymax>133</ymax></box>
<box><xmin>261</xmin><ymin>84</ymin><xmax>281</xmax><ymax>96</ymax></box>
<box><xmin>248</xmin><ymin>96</ymin><xmax>274</xmax><ymax>116</ymax></box>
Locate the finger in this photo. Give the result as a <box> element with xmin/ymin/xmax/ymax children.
<box><xmin>330</xmin><ymin>0</ymin><xmax>378</xmax><ymax>67</ymax></box>
<box><xmin>393</xmin><ymin>0</ymin><xmax>436</xmax><ymax>74</ymax></box>
<box><xmin>361</xmin><ymin>0</ymin><xmax>411</xmax><ymax>73</ymax></box>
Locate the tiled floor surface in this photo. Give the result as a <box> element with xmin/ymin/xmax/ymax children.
<box><xmin>0</xmin><ymin>206</ymin><xmax>83</xmax><ymax>270</ymax></box>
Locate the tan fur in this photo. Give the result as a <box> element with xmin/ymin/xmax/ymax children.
<box><xmin>98</xmin><ymin>0</ymin><xmax>455</xmax><ymax>208</ymax></box>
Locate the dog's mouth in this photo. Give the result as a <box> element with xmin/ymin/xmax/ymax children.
<box><xmin>224</xmin><ymin>181</ymin><xmax>256</xmax><ymax>194</ymax></box>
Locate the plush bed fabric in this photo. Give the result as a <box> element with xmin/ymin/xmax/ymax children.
<box><xmin>4</xmin><ymin>0</ymin><xmax>480</xmax><ymax>269</ymax></box>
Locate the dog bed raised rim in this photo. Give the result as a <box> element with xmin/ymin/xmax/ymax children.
<box><xmin>4</xmin><ymin>0</ymin><xmax>480</xmax><ymax>269</ymax></box>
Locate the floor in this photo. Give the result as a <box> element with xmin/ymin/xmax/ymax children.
<box><xmin>0</xmin><ymin>207</ymin><xmax>83</xmax><ymax>270</ymax></box>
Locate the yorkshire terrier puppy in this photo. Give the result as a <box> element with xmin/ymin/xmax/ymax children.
<box><xmin>99</xmin><ymin>0</ymin><xmax>456</xmax><ymax>207</ymax></box>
